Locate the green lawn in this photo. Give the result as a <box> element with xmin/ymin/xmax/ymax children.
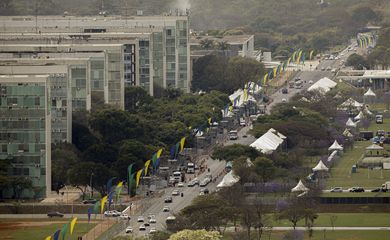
<box><xmin>271</xmin><ymin>213</ymin><xmax>390</xmax><ymax>227</ymax></box>
<box><xmin>224</xmin><ymin>230</ymin><xmax>390</xmax><ymax>240</ymax></box>
<box><xmin>321</xmin><ymin>191</ymin><xmax>390</xmax><ymax>197</ymax></box>
<box><xmin>0</xmin><ymin>220</ymin><xmax>96</xmax><ymax>240</ymax></box>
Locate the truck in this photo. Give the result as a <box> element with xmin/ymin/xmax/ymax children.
<box><xmin>294</xmin><ymin>80</ymin><xmax>303</xmax><ymax>89</ymax></box>
<box><xmin>376</xmin><ymin>115</ymin><xmax>383</xmax><ymax>124</ymax></box>
<box><xmin>381</xmin><ymin>182</ymin><xmax>390</xmax><ymax>191</ymax></box>
<box><xmin>187</xmin><ymin>162</ymin><xmax>195</xmax><ymax>174</ymax></box>
<box><xmin>229</xmin><ymin>130</ymin><xmax>238</xmax><ymax>140</ymax></box>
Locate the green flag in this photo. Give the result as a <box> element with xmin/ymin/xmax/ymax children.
<box><xmin>61</xmin><ymin>222</ymin><xmax>69</xmax><ymax>240</ymax></box>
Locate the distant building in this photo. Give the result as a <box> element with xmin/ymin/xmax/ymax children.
<box><xmin>0</xmin><ymin>75</ymin><xmax>51</xmax><ymax>198</ymax></box>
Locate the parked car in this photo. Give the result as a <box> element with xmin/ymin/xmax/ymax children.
<box><xmin>137</xmin><ymin>216</ymin><xmax>145</xmax><ymax>222</ymax></box>
<box><xmin>82</xmin><ymin>198</ymin><xmax>97</xmax><ymax>204</ymax></box>
<box><xmin>149</xmin><ymin>215</ymin><xmax>157</xmax><ymax>223</ymax></box>
<box><xmin>282</xmin><ymin>88</ymin><xmax>288</xmax><ymax>94</ymax></box>
<box><xmin>177</xmin><ymin>182</ymin><xmax>184</xmax><ymax>187</ymax></box>
<box><xmin>164</xmin><ymin>197</ymin><xmax>172</xmax><ymax>203</ymax></box>
<box><xmin>200</xmin><ymin>188</ymin><xmax>209</xmax><ymax>194</ymax></box>
<box><xmin>119</xmin><ymin>214</ymin><xmax>130</xmax><ymax>220</ymax></box>
<box><xmin>330</xmin><ymin>187</ymin><xmax>343</xmax><ymax>192</ymax></box>
<box><xmin>144</xmin><ymin>222</ymin><xmax>150</xmax><ymax>227</ymax></box>
<box><xmin>125</xmin><ymin>226</ymin><xmax>133</xmax><ymax>233</ymax></box>
<box><xmin>281</xmin><ymin>98</ymin><xmax>287</xmax><ymax>103</ymax></box>
<box><xmin>308</xmin><ymin>80</ymin><xmax>313</xmax><ymax>84</ymax></box>
<box><xmin>149</xmin><ymin>228</ymin><xmax>157</xmax><ymax>234</ymax></box>
<box><xmin>47</xmin><ymin>211</ymin><xmax>64</xmax><ymax>218</ymax></box>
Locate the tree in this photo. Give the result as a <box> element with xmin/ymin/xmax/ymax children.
<box><xmin>125</xmin><ymin>86</ymin><xmax>153</xmax><ymax>113</ymax></box>
<box><xmin>199</xmin><ymin>39</ymin><xmax>215</xmax><ymax>50</ymax></box>
<box><xmin>212</xmin><ymin>144</ymin><xmax>260</xmax><ymax>162</ymax></box>
<box><xmin>346</xmin><ymin>53</ymin><xmax>369</xmax><ymax>70</ymax></box>
<box><xmin>254</xmin><ymin>157</ymin><xmax>276</xmax><ymax>184</ymax></box>
<box><xmin>276</xmin><ymin>198</ymin><xmax>305</xmax><ymax>229</ymax></box>
<box><xmin>9</xmin><ymin>176</ymin><xmax>32</xmax><ymax>199</ymax></box>
<box><xmin>51</xmin><ymin>143</ymin><xmax>79</xmax><ymax>193</ymax></box>
<box><xmin>169</xmin><ymin>229</ymin><xmax>222</xmax><ymax>240</ymax></box>
<box><xmin>216</xmin><ymin>41</ymin><xmax>230</xmax><ymax>51</ymax></box>
<box><xmin>72</xmin><ymin>121</ymin><xmax>99</xmax><ymax>152</ymax></box>
<box><xmin>228</xmin><ymin>56</ymin><xmax>265</xmax><ymax>89</ymax></box>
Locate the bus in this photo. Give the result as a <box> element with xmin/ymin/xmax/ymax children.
<box><xmin>172</xmin><ymin>171</ymin><xmax>182</xmax><ymax>183</ymax></box>
<box><xmin>187</xmin><ymin>162</ymin><xmax>195</xmax><ymax>174</ymax></box>
<box><xmin>229</xmin><ymin>130</ymin><xmax>238</xmax><ymax>140</ymax></box>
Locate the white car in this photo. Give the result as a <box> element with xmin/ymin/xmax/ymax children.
<box><xmin>149</xmin><ymin>217</ymin><xmax>157</xmax><ymax>223</ymax></box>
<box><xmin>308</xmin><ymin>80</ymin><xmax>313</xmax><ymax>84</ymax></box>
<box><xmin>137</xmin><ymin>216</ymin><xmax>145</xmax><ymax>222</ymax></box>
<box><xmin>149</xmin><ymin>228</ymin><xmax>157</xmax><ymax>234</ymax></box>
<box><xmin>177</xmin><ymin>182</ymin><xmax>184</xmax><ymax>187</ymax></box>
<box><xmin>163</xmin><ymin>206</ymin><xmax>170</xmax><ymax>212</ymax></box>
<box><xmin>172</xmin><ymin>189</ymin><xmax>180</xmax><ymax>196</ymax></box>
<box><xmin>139</xmin><ymin>224</ymin><xmax>146</xmax><ymax>231</ymax></box>
<box><xmin>119</xmin><ymin>214</ymin><xmax>129</xmax><ymax>220</ymax></box>
<box><xmin>281</xmin><ymin>98</ymin><xmax>287</xmax><ymax>103</ymax></box>
<box><xmin>125</xmin><ymin>226</ymin><xmax>133</xmax><ymax>233</ymax></box>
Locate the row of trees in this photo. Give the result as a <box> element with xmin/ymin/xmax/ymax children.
<box><xmin>51</xmin><ymin>87</ymin><xmax>230</xmax><ymax>198</ymax></box>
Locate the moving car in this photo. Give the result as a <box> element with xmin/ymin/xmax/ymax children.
<box><xmin>200</xmin><ymin>188</ymin><xmax>209</xmax><ymax>194</ymax></box>
<box><xmin>177</xmin><ymin>182</ymin><xmax>184</xmax><ymax>187</ymax></box>
<box><xmin>139</xmin><ymin>224</ymin><xmax>146</xmax><ymax>231</ymax></box>
<box><xmin>137</xmin><ymin>216</ymin><xmax>145</xmax><ymax>222</ymax></box>
<box><xmin>163</xmin><ymin>206</ymin><xmax>170</xmax><ymax>212</ymax></box>
<box><xmin>172</xmin><ymin>189</ymin><xmax>180</xmax><ymax>196</ymax></box>
<box><xmin>144</xmin><ymin>222</ymin><xmax>150</xmax><ymax>227</ymax></box>
<box><xmin>119</xmin><ymin>214</ymin><xmax>130</xmax><ymax>220</ymax></box>
<box><xmin>349</xmin><ymin>187</ymin><xmax>364</xmax><ymax>192</ymax></box>
<box><xmin>104</xmin><ymin>210</ymin><xmax>121</xmax><ymax>217</ymax></box>
<box><xmin>47</xmin><ymin>211</ymin><xmax>64</xmax><ymax>218</ymax></box>
<box><xmin>187</xmin><ymin>181</ymin><xmax>196</xmax><ymax>187</ymax></box>
<box><xmin>149</xmin><ymin>228</ymin><xmax>157</xmax><ymax>234</ymax></box>
<box><xmin>164</xmin><ymin>197</ymin><xmax>173</xmax><ymax>203</ymax></box>
<box><xmin>82</xmin><ymin>198</ymin><xmax>97</xmax><ymax>204</ymax></box>
<box><xmin>281</xmin><ymin>98</ymin><xmax>287</xmax><ymax>103</ymax></box>
<box><xmin>330</xmin><ymin>187</ymin><xmax>343</xmax><ymax>192</ymax></box>
<box><xmin>282</xmin><ymin>88</ymin><xmax>288</xmax><ymax>94</ymax></box>
<box><xmin>308</xmin><ymin>80</ymin><xmax>313</xmax><ymax>84</ymax></box>
<box><xmin>149</xmin><ymin>215</ymin><xmax>157</xmax><ymax>223</ymax></box>
<box><xmin>125</xmin><ymin>226</ymin><xmax>133</xmax><ymax>233</ymax></box>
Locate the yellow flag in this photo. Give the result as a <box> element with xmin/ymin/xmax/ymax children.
<box><xmin>229</xmin><ymin>106</ymin><xmax>233</xmax><ymax>112</ymax></box>
<box><xmin>70</xmin><ymin>217</ymin><xmax>78</xmax><ymax>235</ymax></box>
<box><xmin>45</xmin><ymin>236</ymin><xmax>52</xmax><ymax>240</ymax></box>
<box><xmin>180</xmin><ymin>137</ymin><xmax>186</xmax><ymax>152</ymax></box>
<box><xmin>309</xmin><ymin>50</ymin><xmax>314</xmax><ymax>60</ymax></box>
<box><xmin>273</xmin><ymin>67</ymin><xmax>277</xmax><ymax>77</ymax></box>
<box><xmin>297</xmin><ymin>50</ymin><xmax>303</xmax><ymax>64</ymax></box>
<box><xmin>287</xmin><ymin>57</ymin><xmax>291</xmax><ymax>64</ymax></box>
<box><xmin>157</xmin><ymin>148</ymin><xmax>163</xmax><ymax>158</ymax></box>
<box><xmin>243</xmin><ymin>88</ymin><xmax>247</xmax><ymax>101</ymax></box>
<box><xmin>100</xmin><ymin>195</ymin><xmax>108</xmax><ymax>214</ymax></box>
<box><xmin>136</xmin><ymin>169</ymin><xmax>143</xmax><ymax>187</ymax></box>
<box><xmin>144</xmin><ymin>160</ymin><xmax>151</xmax><ymax>176</ymax></box>
<box><xmin>207</xmin><ymin>118</ymin><xmax>211</xmax><ymax>125</ymax></box>
<box><xmin>263</xmin><ymin>74</ymin><xmax>268</xmax><ymax>86</ymax></box>
<box><xmin>117</xmin><ymin>181</ymin><xmax>123</xmax><ymax>188</ymax></box>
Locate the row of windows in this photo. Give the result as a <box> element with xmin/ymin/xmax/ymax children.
<box><xmin>0</xmin><ymin>132</ymin><xmax>45</xmax><ymax>143</ymax></box>
<box><xmin>0</xmin><ymin>97</ymin><xmax>42</xmax><ymax>107</ymax></box>
<box><xmin>0</xmin><ymin>120</ymin><xmax>45</xmax><ymax>129</ymax></box>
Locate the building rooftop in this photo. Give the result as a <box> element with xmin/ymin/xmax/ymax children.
<box><xmin>0</xmin><ymin>65</ymin><xmax>68</xmax><ymax>74</ymax></box>
<box><xmin>363</xmin><ymin>70</ymin><xmax>390</xmax><ymax>78</ymax></box>
<box><xmin>190</xmin><ymin>35</ymin><xmax>254</xmax><ymax>45</ymax></box>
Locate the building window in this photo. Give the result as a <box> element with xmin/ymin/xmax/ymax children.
<box><xmin>35</xmin><ymin>97</ymin><xmax>40</xmax><ymax>106</ymax></box>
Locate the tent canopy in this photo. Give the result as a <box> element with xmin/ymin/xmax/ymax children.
<box><xmin>312</xmin><ymin>160</ymin><xmax>329</xmax><ymax>171</ymax></box>
<box><xmin>346</xmin><ymin>118</ymin><xmax>357</xmax><ymax>127</ymax></box>
<box><xmin>217</xmin><ymin>171</ymin><xmax>240</xmax><ymax>188</ymax></box>
<box><xmin>307</xmin><ymin>77</ymin><xmax>337</xmax><ymax>93</ymax></box>
<box><xmin>291</xmin><ymin>180</ymin><xmax>309</xmax><ymax>192</ymax></box>
<box><xmin>366</xmin><ymin>144</ymin><xmax>384</xmax><ymax>150</ymax></box>
<box><xmin>327</xmin><ymin>150</ymin><xmax>338</xmax><ymax>162</ymax></box>
<box><xmin>364</xmin><ymin>88</ymin><xmax>376</xmax><ymax>97</ymax></box>
<box><xmin>343</xmin><ymin>128</ymin><xmax>353</xmax><ymax>138</ymax></box>
<box><xmin>328</xmin><ymin>140</ymin><xmax>343</xmax><ymax>151</ymax></box>
<box><xmin>339</xmin><ymin>98</ymin><xmax>363</xmax><ymax>109</ymax></box>
<box><xmin>354</xmin><ymin>111</ymin><xmax>364</xmax><ymax>121</ymax></box>
<box><xmin>250</xmin><ymin>128</ymin><xmax>285</xmax><ymax>154</ymax></box>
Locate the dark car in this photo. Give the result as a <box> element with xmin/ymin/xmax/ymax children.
<box><xmin>82</xmin><ymin>198</ymin><xmax>97</xmax><ymax>204</ymax></box>
<box><xmin>371</xmin><ymin>188</ymin><xmax>387</xmax><ymax>192</ymax></box>
<box><xmin>47</xmin><ymin>211</ymin><xmax>64</xmax><ymax>218</ymax></box>
<box><xmin>282</xmin><ymin>88</ymin><xmax>288</xmax><ymax>94</ymax></box>
<box><xmin>350</xmin><ymin>187</ymin><xmax>364</xmax><ymax>192</ymax></box>
<box><xmin>164</xmin><ymin>197</ymin><xmax>172</xmax><ymax>203</ymax></box>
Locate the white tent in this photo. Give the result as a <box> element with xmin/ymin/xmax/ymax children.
<box><xmin>364</xmin><ymin>108</ymin><xmax>373</xmax><ymax>116</ymax></box>
<box><xmin>339</xmin><ymin>98</ymin><xmax>363</xmax><ymax>110</ymax></box>
<box><xmin>307</xmin><ymin>77</ymin><xmax>337</xmax><ymax>93</ymax></box>
<box><xmin>217</xmin><ymin>171</ymin><xmax>240</xmax><ymax>188</ymax></box>
<box><xmin>346</xmin><ymin>118</ymin><xmax>357</xmax><ymax>128</ymax></box>
<box><xmin>312</xmin><ymin>160</ymin><xmax>329</xmax><ymax>171</ymax></box>
<box><xmin>291</xmin><ymin>180</ymin><xmax>309</xmax><ymax>192</ymax></box>
<box><xmin>354</xmin><ymin>111</ymin><xmax>364</xmax><ymax>121</ymax></box>
<box><xmin>327</xmin><ymin>150</ymin><xmax>338</xmax><ymax>162</ymax></box>
<box><xmin>328</xmin><ymin>140</ymin><xmax>343</xmax><ymax>151</ymax></box>
<box><xmin>366</xmin><ymin>144</ymin><xmax>384</xmax><ymax>150</ymax></box>
<box><xmin>364</xmin><ymin>88</ymin><xmax>376</xmax><ymax>97</ymax></box>
<box><xmin>250</xmin><ymin>128</ymin><xmax>285</xmax><ymax>154</ymax></box>
<box><xmin>343</xmin><ymin>128</ymin><xmax>353</xmax><ymax>138</ymax></box>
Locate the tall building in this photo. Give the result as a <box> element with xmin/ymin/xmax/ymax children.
<box><xmin>0</xmin><ymin>75</ymin><xmax>51</xmax><ymax>198</ymax></box>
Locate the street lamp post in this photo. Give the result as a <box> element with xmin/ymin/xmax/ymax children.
<box><xmin>90</xmin><ymin>172</ymin><xmax>94</xmax><ymax>198</ymax></box>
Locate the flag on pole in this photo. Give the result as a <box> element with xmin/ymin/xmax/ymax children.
<box><xmin>127</xmin><ymin>164</ymin><xmax>134</xmax><ymax>195</ymax></box>
<box><xmin>309</xmin><ymin>50</ymin><xmax>314</xmax><ymax>60</ymax></box>
<box><xmin>45</xmin><ymin>236</ymin><xmax>52</xmax><ymax>240</ymax></box>
<box><xmin>151</xmin><ymin>153</ymin><xmax>157</xmax><ymax>168</ymax></box>
<box><xmin>61</xmin><ymin>222</ymin><xmax>69</xmax><ymax>240</ymax></box>
<box><xmin>136</xmin><ymin>169</ymin><xmax>143</xmax><ymax>187</ymax></box>
<box><xmin>87</xmin><ymin>207</ymin><xmax>93</xmax><ymax>222</ymax></box>
<box><xmin>115</xmin><ymin>181</ymin><xmax>123</xmax><ymax>202</ymax></box>
<box><xmin>92</xmin><ymin>200</ymin><xmax>100</xmax><ymax>214</ymax></box>
<box><xmin>100</xmin><ymin>195</ymin><xmax>108</xmax><ymax>214</ymax></box>
<box><xmin>144</xmin><ymin>160</ymin><xmax>151</xmax><ymax>176</ymax></box>
<box><xmin>273</xmin><ymin>67</ymin><xmax>277</xmax><ymax>78</ymax></box>
<box><xmin>53</xmin><ymin>230</ymin><xmax>61</xmax><ymax>240</ymax></box>
<box><xmin>170</xmin><ymin>145</ymin><xmax>176</xmax><ymax>159</ymax></box>
<box><xmin>108</xmin><ymin>191</ymin><xmax>115</xmax><ymax>209</ymax></box>
<box><xmin>156</xmin><ymin>148</ymin><xmax>163</xmax><ymax>158</ymax></box>
<box><xmin>70</xmin><ymin>217</ymin><xmax>78</xmax><ymax>235</ymax></box>
<box><xmin>180</xmin><ymin>137</ymin><xmax>186</xmax><ymax>152</ymax></box>
<box><xmin>106</xmin><ymin>177</ymin><xmax>116</xmax><ymax>194</ymax></box>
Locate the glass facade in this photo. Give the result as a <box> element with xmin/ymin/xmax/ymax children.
<box><xmin>165</xmin><ymin>27</ymin><xmax>176</xmax><ymax>88</ymax></box>
<box><xmin>106</xmin><ymin>51</ymin><xmax>122</xmax><ymax>106</ymax></box>
<box><xmin>70</xmin><ymin>66</ymin><xmax>88</xmax><ymax>110</ymax></box>
<box><xmin>176</xmin><ymin>20</ymin><xmax>189</xmax><ymax>92</ymax></box>
<box><xmin>139</xmin><ymin>40</ymin><xmax>151</xmax><ymax>92</ymax></box>
<box><xmin>0</xmin><ymin>79</ymin><xmax>49</xmax><ymax>198</ymax></box>
<box><xmin>152</xmin><ymin>32</ymin><xmax>164</xmax><ymax>96</ymax></box>
<box><xmin>90</xmin><ymin>59</ymin><xmax>105</xmax><ymax>91</ymax></box>
<box><xmin>124</xmin><ymin>44</ymin><xmax>136</xmax><ymax>87</ymax></box>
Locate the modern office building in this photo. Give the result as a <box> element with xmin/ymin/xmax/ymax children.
<box><xmin>0</xmin><ymin>75</ymin><xmax>51</xmax><ymax>198</ymax></box>
<box><xmin>0</xmin><ymin>65</ymin><xmax>72</xmax><ymax>143</ymax></box>
<box><xmin>0</xmin><ymin>14</ymin><xmax>191</xmax><ymax>96</ymax></box>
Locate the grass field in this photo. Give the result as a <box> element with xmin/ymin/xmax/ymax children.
<box><xmin>0</xmin><ymin>220</ymin><xmax>96</xmax><ymax>240</ymax></box>
<box><xmin>224</xmin><ymin>230</ymin><xmax>390</xmax><ymax>240</ymax></box>
<box><xmin>271</xmin><ymin>213</ymin><xmax>390</xmax><ymax>227</ymax></box>
<box><xmin>321</xmin><ymin>191</ymin><xmax>390</xmax><ymax>197</ymax></box>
